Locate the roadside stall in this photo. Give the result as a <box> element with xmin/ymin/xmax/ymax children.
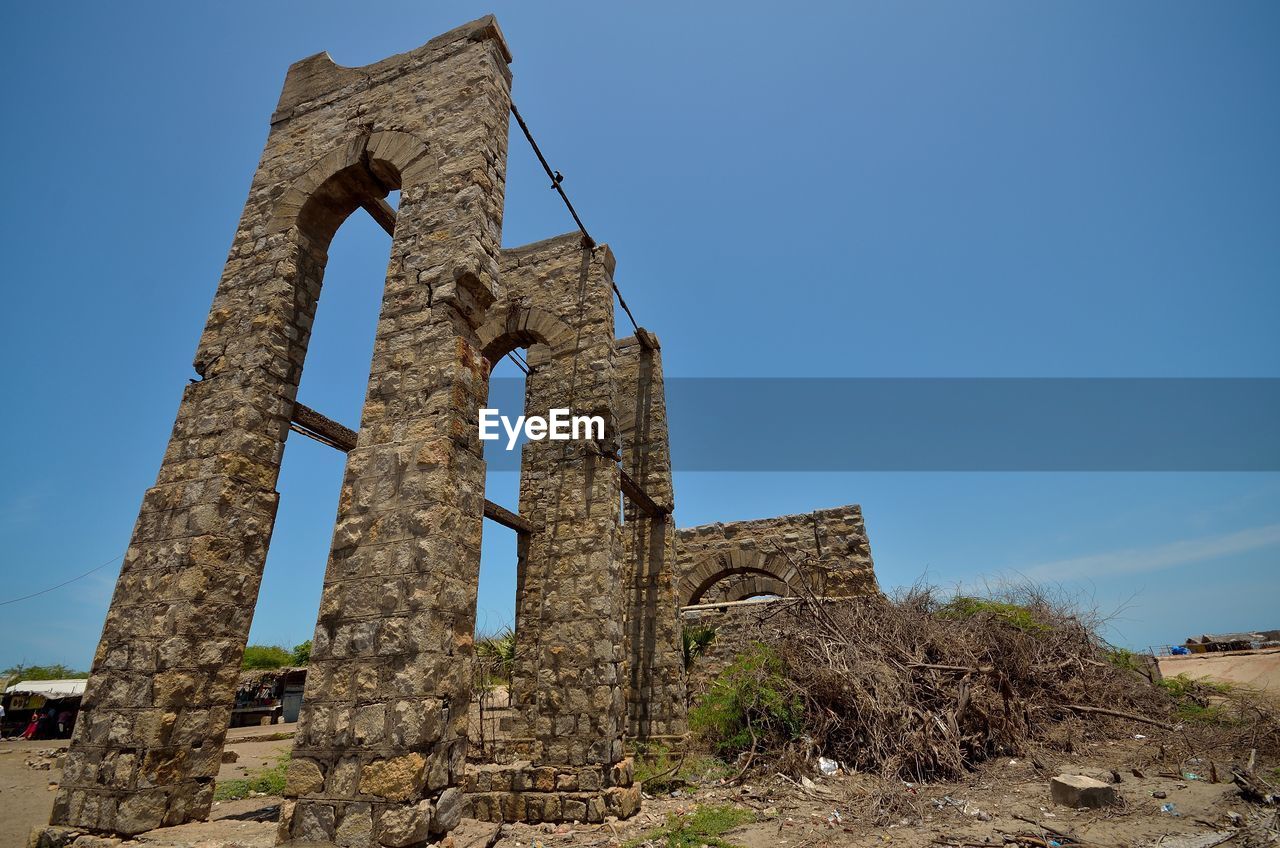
<box><xmin>2</xmin><ymin>679</ymin><xmax>86</xmax><ymax>739</ymax></box>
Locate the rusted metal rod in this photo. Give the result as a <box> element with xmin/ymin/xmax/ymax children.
<box><xmin>360</xmin><ymin>197</ymin><xmax>397</xmax><ymax>236</ymax></box>
<box><xmin>509</xmin><ymin>102</ymin><xmax>594</xmax><ymax>248</ymax></box>
<box><xmin>291</xmin><ymin>402</ymin><xmax>358</xmax><ymax>452</ymax></box>
<box><xmin>482</xmin><ymin>499</ymin><xmax>535</xmax><ymax>535</ymax></box>
<box><xmin>620</xmin><ymin>467</ymin><xmax>671</xmax><ymax>518</ymax></box>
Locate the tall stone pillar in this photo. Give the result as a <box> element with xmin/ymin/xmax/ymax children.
<box><xmin>463</xmin><ymin>235</ymin><xmax>638</xmax><ymax>824</ymax></box>
<box><xmin>616</xmin><ymin>334</ymin><xmax>688</xmax><ymax>743</ymax></box>
<box><xmin>48</xmin><ymin>17</ymin><xmax>514</xmax><ymax>846</ymax></box>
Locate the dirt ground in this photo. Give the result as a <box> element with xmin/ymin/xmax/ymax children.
<box><xmin>1159</xmin><ymin>650</ymin><xmax>1280</xmax><ymax>693</ymax></box>
<box><xmin>8</xmin><ymin>724</ymin><xmax>1276</xmax><ymax>847</ymax></box>
<box><xmin>0</xmin><ymin>722</ymin><xmax>298</xmax><ymax>848</ymax></box>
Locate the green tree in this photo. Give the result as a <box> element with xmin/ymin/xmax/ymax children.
<box><xmin>2</xmin><ymin>664</ymin><xmax>89</xmax><ymax>682</ymax></box>
<box><xmin>290</xmin><ymin>640</ymin><xmax>312</xmax><ymax>666</ymax></box>
<box><xmin>241</xmin><ymin>645</ymin><xmax>293</xmax><ymax>669</ymax></box>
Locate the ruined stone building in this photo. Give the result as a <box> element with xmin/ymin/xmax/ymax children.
<box><xmin>41</xmin><ymin>16</ymin><xmax>876</xmax><ymax>848</ymax></box>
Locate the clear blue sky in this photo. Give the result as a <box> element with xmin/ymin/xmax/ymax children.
<box><xmin>1</xmin><ymin>1</ymin><xmax>1277</xmax><ymax>669</ymax></box>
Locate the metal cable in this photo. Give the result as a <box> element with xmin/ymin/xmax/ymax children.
<box><xmin>504</xmin><ymin>351</ymin><xmax>530</xmax><ymax>375</ymax></box>
<box><xmin>509</xmin><ymin>101</ymin><xmax>641</xmax><ymax>334</ymax></box>
<box><xmin>0</xmin><ymin>554</ymin><xmax>123</xmax><ymax>607</ymax></box>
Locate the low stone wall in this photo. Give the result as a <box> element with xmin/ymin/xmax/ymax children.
<box><xmin>462</xmin><ymin>759</ymin><xmax>638</xmax><ymax>823</ymax></box>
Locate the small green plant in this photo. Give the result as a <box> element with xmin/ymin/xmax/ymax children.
<box><xmin>689</xmin><ymin>643</ymin><xmax>803</xmax><ymax>757</ymax></box>
<box><xmin>1103</xmin><ymin>646</ymin><xmax>1142</xmax><ymax>672</ymax></box>
<box><xmin>939</xmin><ymin>596</ymin><xmax>1050</xmax><ymax>634</ymax></box>
<box><xmin>626</xmin><ymin>803</ymin><xmax>756</xmax><ymax>848</ymax></box>
<box><xmin>475</xmin><ymin>627</ymin><xmax>516</xmax><ymax>688</ymax></box>
<box><xmin>633</xmin><ymin>744</ymin><xmax>732</xmax><ymax>792</ymax></box>
<box><xmin>1158</xmin><ymin>673</ymin><xmax>1231</xmax><ymax>699</ymax></box>
<box><xmin>1157</xmin><ymin>674</ymin><xmax>1238</xmax><ymax>725</ymax></box>
<box><xmin>213</xmin><ymin>753</ymin><xmax>289</xmax><ymax>800</ymax></box>
<box><xmin>682</xmin><ymin>625</ymin><xmax>717</xmax><ymax>671</ymax></box>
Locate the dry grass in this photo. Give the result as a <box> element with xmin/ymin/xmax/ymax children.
<box><xmin>712</xmin><ymin>581</ymin><xmax>1279</xmax><ymax>784</ymax></box>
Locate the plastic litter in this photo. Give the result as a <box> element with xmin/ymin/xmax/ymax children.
<box><xmin>1184</xmin><ymin>773</ymin><xmax>1201</xmax><ymax>781</ymax></box>
<box><xmin>818</xmin><ymin>757</ymin><xmax>839</xmax><ymax>776</ymax></box>
<box><xmin>1160</xmin><ymin>803</ymin><xmax>1180</xmax><ymax>816</ymax></box>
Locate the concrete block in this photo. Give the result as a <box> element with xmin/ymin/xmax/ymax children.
<box><xmin>1050</xmin><ymin>773</ymin><xmax>1118</xmax><ymax>808</ymax></box>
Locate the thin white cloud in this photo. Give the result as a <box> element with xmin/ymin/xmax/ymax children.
<box><xmin>1020</xmin><ymin>523</ymin><xmax>1280</xmax><ymax>581</ymax></box>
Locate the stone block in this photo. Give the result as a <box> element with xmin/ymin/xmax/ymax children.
<box><xmin>285</xmin><ymin>758</ymin><xmax>325</xmax><ymax>796</ymax></box>
<box><xmin>1050</xmin><ymin>774</ymin><xmax>1118</xmax><ymax>808</ymax></box>
<box><xmin>114</xmin><ymin>790</ymin><xmax>167</xmax><ymax>835</ymax></box>
<box><xmin>430</xmin><ymin>786</ymin><xmax>464</xmax><ymax>835</ymax></box>
<box><xmin>577</xmin><ymin>766</ymin><xmax>601</xmax><ymax>792</ymax></box>
<box><xmin>360</xmin><ymin>753</ymin><xmax>426</xmax><ymax>802</ymax></box>
<box><xmin>334</xmin><ymin>802</ymin><xmax>373</xmax><ymax>847</ymax></box>
<box><xmin>294</xmin><ymin>801</ymin><xmax>336</xmax><ymax>842</ymax></box>
<box><xmin>562</xmin><ymin>797</ymin><xmax>588</xmax><ymax>822</ymax></box>
<box><xmin>605</xmin><ymin>785</ymin><xmax>641</xmax><ymax>818</ymax></box>
<box><xmin>531</xmin><ymin>766</ymin><xmax>556</xmax><ymax>792</ymax></box>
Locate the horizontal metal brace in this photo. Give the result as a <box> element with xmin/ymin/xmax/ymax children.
<box><xmin>289</xmin><ymin>402</ymin><xmax>534</xmax><ymax>535</ymax></box>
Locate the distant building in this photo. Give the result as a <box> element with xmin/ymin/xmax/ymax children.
<box><xmin>2</xmin><ymin>679</ymin><xmax>86</xmax><ymax>738</ymax></box>
<box><xmin>1184</xmin><ymin>630</ymin><xmax>1280</xmax><ymax>653</ymax></box>
<box><xmin>232</xmin><ymin>667</ymin><xmax>306</xmax><ymax>727</ymax></box>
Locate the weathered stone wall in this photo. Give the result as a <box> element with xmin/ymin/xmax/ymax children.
<box><xmin>491</xmin><ymin>234</ymin><xmax>624</xmax><ymax>771</ymax></box>
<box><xmin>462</xmin><ymin>760</ymin><xmax>639</xmax><ymax>824</ymax></box>
<box><xmin>53</xmin><ymin>17</ymin><xmax>515</xmax><ymax>846</ymax></box>
<box><xmin>679</xmin><ymin>600</ymin><xmax>807</xmax><ymax>696</ymax></box>
<box><xmin>615</xmin><ymin>334</ymin><xmax>687</xmax><ymax>742</ymax></box>
<box><xmin>676</xmin><ymin>505</ymin><xmax>878</xmax><ymax>607</ymax></box>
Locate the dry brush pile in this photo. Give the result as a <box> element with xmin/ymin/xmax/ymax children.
<box><xmin>691</xmin><ymin>585</ymin><xmax>1280</xmax><ymax>784</ymax></box>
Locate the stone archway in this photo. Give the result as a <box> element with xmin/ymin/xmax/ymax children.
<box><xmin>678</xmin><ymin>548</ymin><xmax>802</xmax><ymax>607</ymax></box>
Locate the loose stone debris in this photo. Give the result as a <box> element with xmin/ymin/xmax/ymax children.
<box><xmin>1049</xmin><ymin>773</ymin><xmax>1118</xmax><ymax>808</ymax></box>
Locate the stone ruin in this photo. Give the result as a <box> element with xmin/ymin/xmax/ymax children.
<box><xmin>677</xmin><ymin>506</ymin><xmax>878</xmax><ymax>609</ymax></box>
<box><xmin>39</xmin><ymin>16</ymin><xmax>877</xmax><ymax>848</ymax></box>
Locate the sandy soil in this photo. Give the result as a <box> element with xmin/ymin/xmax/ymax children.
<box><xmin>1159</xmin><ymin>649</ymin><xmax>1280</xmax><ymax>693</ymax></box>
<box><xmin>0</xmin><ymin>738</ymin><xmax>65</xmax><ymax>848</ymax></box>
<box><xmin>0</xmin><ymin>724</ymin><xmax>298</xmax><ymax>848</ymax></box>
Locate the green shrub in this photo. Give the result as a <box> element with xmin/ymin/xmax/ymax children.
<box><xmin>682</xmin><ymin>625</ymin><xmax>717</xmax><ymax>671</ymax></box>
<box><xmin>1103</xmin><ymin>646</ymin><xmax>1143</xmax><ymax>672</ymax></box>
<box><xmin>626</xmin><ymin>804</ymin><xmax>755</xmax><ymax>848</ymax></box>
<box><xmin>689</xmin><ymin>643</ymin><xmax>803</xmax><ymax>757</ymax></box>
<box><xmin>475</xmin><ymin>627</ymin><xmax>516</xmax><ymax>687</ymax></box>
<box><xmin>1157</xmin><ymin>674</ymin><xmax>1238</xmax><ymax>725</ymax></box>
<box><xmin>241</xmin><ymin>645</ymin><xmax>293</xmax><ymax>669</ymax></box>
<box><xmin>633</xmin><ymin>743</ymin><xmax>732</xmax><ymax>792</ymax></box>
<box><xmin>290</xmin><ymin>640</ymin><xmax>312</xmax><ymax>666</ymax></box>
<box><xmin>1158</xmin><ymin>673</ymin><xmax>1231</xmax><ymax>699</ymax></box>
<box><xmin>939</xmin><ymin>596</ymin><xmax>1049</xmax><ymax>633</ymax></box>
<box><xmin>214</xmin><ymin>754</ymin><xmax>289</xmax><ymax>800</ymax></box>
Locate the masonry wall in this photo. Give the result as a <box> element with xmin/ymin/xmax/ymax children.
<box><xmin>487</xmin><ymin>234</ymin><xmax>627</xmax><ymax>772</ymax></box>
<box><xmin>615</xmin><ymin>334</ymin><xmax>688</xmax><ymax>743</ymax></box>
<box><xmin>676</xmin><ymin>505</ymin><xmax>878</xmax><ymax>607</ymax></box>
<box><xmin>52</xmin><ymin>18</ymin><xmax>515</xmax><ymax>846</ymax></box>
